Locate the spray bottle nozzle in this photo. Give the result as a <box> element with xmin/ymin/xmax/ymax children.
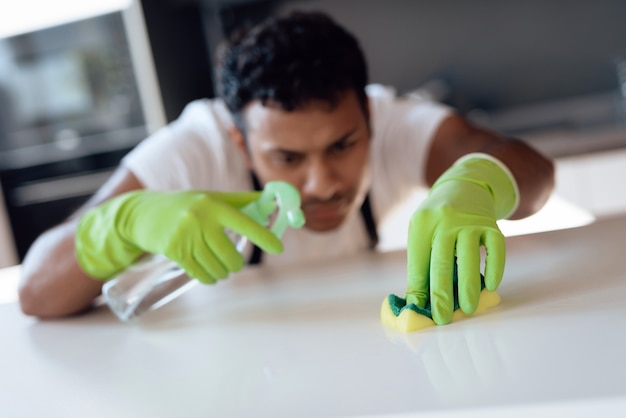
<box><xmin>241</xmin><ymin>181</ymin><xmax>305</xmax><ymax>238</ymax></box>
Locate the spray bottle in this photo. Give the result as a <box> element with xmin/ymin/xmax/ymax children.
<box><xmin>101</xmin><ymin>181</ymin><xmax>305</xmax><ymax>321</ymax></box>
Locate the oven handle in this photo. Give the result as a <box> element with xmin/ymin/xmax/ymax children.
<box><xmin>10</xmin><ymin>169</ymin><xmax>114</xmax><ymax>206</ymax></box>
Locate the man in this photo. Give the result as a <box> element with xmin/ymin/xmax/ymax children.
<box><xmin>18</xmin><ymin>11</ymin><xmax>554</xmax><ymax>324</ymax></box>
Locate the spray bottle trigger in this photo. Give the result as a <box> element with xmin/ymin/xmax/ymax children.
<box><xmin>242</xmin><ymin>181</ymin><xmax>305</xmax><ymax>239</ymax></box>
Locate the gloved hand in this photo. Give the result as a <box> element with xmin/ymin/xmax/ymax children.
<box><xmin>406</xmin><ymin>153</ymin><xmax>519</xmax><ymax>325</ymax></box>
<box><xmin>75</xmin><ymin>190</ymin><xmax>283</xmax><ymax>283</ymax></box>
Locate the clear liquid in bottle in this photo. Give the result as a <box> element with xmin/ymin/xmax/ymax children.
<box><xmin>101</xmin><ymin>180</ymin><xmax>304</xmax><ymax>322</ymax></box>
<box><xmin>101</xmin><ymin>235</ymin><xmax>247</xmax><ymax>321</ymax></box>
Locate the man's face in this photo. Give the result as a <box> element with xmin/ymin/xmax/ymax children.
<box><xmin>234</xmin><ymin>90</ymin><xmax>370</xmax><ymax>232</ymax></box>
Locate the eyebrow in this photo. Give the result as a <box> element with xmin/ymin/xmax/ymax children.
<box><xmin>326</xmin><ymin>128</ymin><xmax>359</xmax><ymax>149</ymax></box>
<box><xmin>269</xmin><ymin>127</ymin><xmax>359</xmax><ymax>154</ymax></box>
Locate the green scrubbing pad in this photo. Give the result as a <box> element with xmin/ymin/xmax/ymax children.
<box><xmin>381</xmin><ymin>265</ymin><xmax>501</xmax><ymax>332</ymax></box>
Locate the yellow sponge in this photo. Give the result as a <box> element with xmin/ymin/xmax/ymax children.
<box><xmin>380</xmin><ymin>290</ymin><xmax>501</xmax><ymax>333</ymax></box>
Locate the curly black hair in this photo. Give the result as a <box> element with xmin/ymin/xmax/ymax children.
<box><xmin>216</xmin><ymin>11</ymin><xmax>369</xmax><ymax>131</ymax></box>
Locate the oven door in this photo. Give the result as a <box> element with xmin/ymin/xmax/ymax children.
<box><xmin>0</xmin><ymin>147</ymin><xmax>131</xmax><ymax>260</ymax></box>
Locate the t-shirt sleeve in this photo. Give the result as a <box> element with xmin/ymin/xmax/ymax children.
<box><xmin>121</xmin><ymin>100</ymin><xmax>247</xmax><ymax>192</ymax></box>
<box><xmin>367</xmin><ymin>84</ymin><xmax>453</xmax><ymax>215</ymax></box>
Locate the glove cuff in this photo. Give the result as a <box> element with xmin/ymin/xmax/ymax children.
<box><xmin>433</xmin><ymin>153</ymin><xmax>520</xmax><ymax>219</ymax></box>
<box><xmin>75</xmin><ymin>193</ymin><xmax>144</xmax><ymax>280</ymax></box>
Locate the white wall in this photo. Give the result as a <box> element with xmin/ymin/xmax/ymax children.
<box><xmin>555</xmin><ymin>148</ymin><xmax>626</xmax><ymax>218</ymax></box>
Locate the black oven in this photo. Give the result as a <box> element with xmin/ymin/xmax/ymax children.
<box><xmin>0</xmin><ymin>144</ymin><xmax>139</xmax><ymax>260</ymax></box>
<box><xmin>0</xmin><ymin>10</ymin><xmax>158</xmax><ymax>260</ymax></box>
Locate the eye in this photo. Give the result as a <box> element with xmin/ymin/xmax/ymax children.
<box><xmin>270</xmin><ymin>151</ymin><xmax>303</xmax><ymax>166</ymax></box>
<box><xmin>329</xmin><ymin>139</ymin><xmax>357</xmax><ymax>156</ymax></box>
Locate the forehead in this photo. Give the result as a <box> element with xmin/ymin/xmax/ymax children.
<box><xmin>241</xmin><ymin>91</ymin><xmax>367</xmax><ymax>150</ymax></box>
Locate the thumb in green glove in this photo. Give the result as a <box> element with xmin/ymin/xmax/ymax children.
<box><xmin>76</xmin><ymin>190</ymin><xmax>284</xmax><ymax>283</ymax></box>
<box><xmin>406</xmin><ymin>153</ymin><xmax>519</xmax><ymax>325</ymax></box>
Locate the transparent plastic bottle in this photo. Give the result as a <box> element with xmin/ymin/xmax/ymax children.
<box><xmin>101</xmin><ymin>182</ymin><xmax>304</xmax><ymax>321</ymax></box>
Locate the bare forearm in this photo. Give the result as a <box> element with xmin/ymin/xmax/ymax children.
<box><xmin>17</xmin><ymin>167</ymin><xmax>144</xmax><ymax>318</ymax></box>
<box><xmin>18</xmin><ymin>221</ymin><xmax>103</xmax><ymax>317</ymax></box>
<box><xmin>426</xmin><ymin>115</ymin><xmax>555</xmax><ymax>220</ymax></box>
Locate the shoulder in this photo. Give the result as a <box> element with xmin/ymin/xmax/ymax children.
<box><xmin>122</xmin><ymin>97</ymin><xmax>246</xmax><ymax>191</ymax></box>
<box><xmin>365</xmin><ymin>84</ymin><xmax>398</xmax><ymax>115</ymax></box>
<box><xmin>151</xmin><ymin>98</ymin><xmax>236</xmax><ymax>157</ymax></box>
<box><xmin>161</xmin><ymin>98</ymin><xmax>239</xmax><ymax>164</ymax></box>
<box><xmin>173</xmin><ymin>98</ymin><xmax>233</xmax><ymax>138</ymax></box>
<box><xmin>365</xmin><ymin>84</ymin><xmax>453</xmax><ymax>148</ymax></box>
<box><xmin>366</xmin><ymin>83</ymin><xmax>452</xmax><ymax>126</ymax></box>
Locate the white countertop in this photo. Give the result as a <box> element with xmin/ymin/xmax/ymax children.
<box><xmin>1</xmin><ymin>215</ymin><xmax>626</xmax><ymax>417</ymax></box>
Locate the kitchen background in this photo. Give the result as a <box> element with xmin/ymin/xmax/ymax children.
<box><xmin>0</xmin><ymin>0</ymin><xmax>625</xmax><ymax>266</ymax></box>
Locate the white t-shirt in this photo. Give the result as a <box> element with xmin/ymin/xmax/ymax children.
<box><xmin>122</xmin><ymin>84</ymin><xmax>451</xmax><ymax>268</ymax></box>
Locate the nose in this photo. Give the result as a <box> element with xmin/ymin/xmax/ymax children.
<box><xmin>301</xmin><ymin>157</ymin><xmax>340</xmax><ymax>200</ymax></box>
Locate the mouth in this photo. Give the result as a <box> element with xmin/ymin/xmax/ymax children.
<box><xmin>303</xmin><ymin>201</ymin><xmax>347</xmax><ymax>220</ymax></box>
<box><xmin>301</xmin><ymin>196</ymin><xmax>354</xmax><ymax>229</ymax></box>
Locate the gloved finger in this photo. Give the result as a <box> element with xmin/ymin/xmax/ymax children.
<box><xmin>179</xmin><ymin>255</ymin><xmax>217</xmax><ymax>285</ymax></box>
<box><xmin>456</xmin><ymin>228</ymin><xmax>482</xmax><ymax>315</ymax></box>
<box><xmin>217</xmin><ymin>205</ymin><xmax>284</xmax><ymax>254</ymax></box>
<box><xmin>430</xmin><ymin>230</ymin><xmax>456</xmax><ymax>325</ymax></box>
<box><xmin>203</xmin><ymin>229</ymin><xmax>246</xmax><ymax>273</ymax></box>
<box><xmin>483</xmin><ymin>229</ymin><xmax>506</xmax><ymax>291</ymax></box>
<box><xmin>406</xmin><ymin>210</ymin><xmax>436</xmax><ymax>308</ymax></box>
<box><xmin>193</xmin><ymin>244</ymin><xmax>230</xmax><ymax>280</ymax></box>
<box><xmin>208</xmin><ymin>191</ymin><xmax>263</xmax><ymax>209</ymax></box>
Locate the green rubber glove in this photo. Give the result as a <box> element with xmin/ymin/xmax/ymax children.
<box><xmin>75</xmin><ymin>190</ymin><xmax>283</xmax><ymax>283</ymax></box>
<box><xmin>406</xmin><ymin>153</ymin><xmax>519</xmax><ymax>325</ymax></box>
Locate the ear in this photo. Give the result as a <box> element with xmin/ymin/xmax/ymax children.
<box><xmin>228</xmin><ymin>125</ymin><xmax>253</xmax><ymax>168</ymax></box>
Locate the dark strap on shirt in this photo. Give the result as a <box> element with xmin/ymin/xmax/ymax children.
<box><xmin>248</xmin><ymin>173</ymin><xmax>264</xmax><ymax>265</ymax></box>
<box><xmin>247</xmin><ymin>172</ymin><xmax>378</xmax><ymax>265</ymax></box>
<box><xmin>361</xmin><ymin>193</ymin><xmax>379</xmax><ymax>250</ymax></box>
